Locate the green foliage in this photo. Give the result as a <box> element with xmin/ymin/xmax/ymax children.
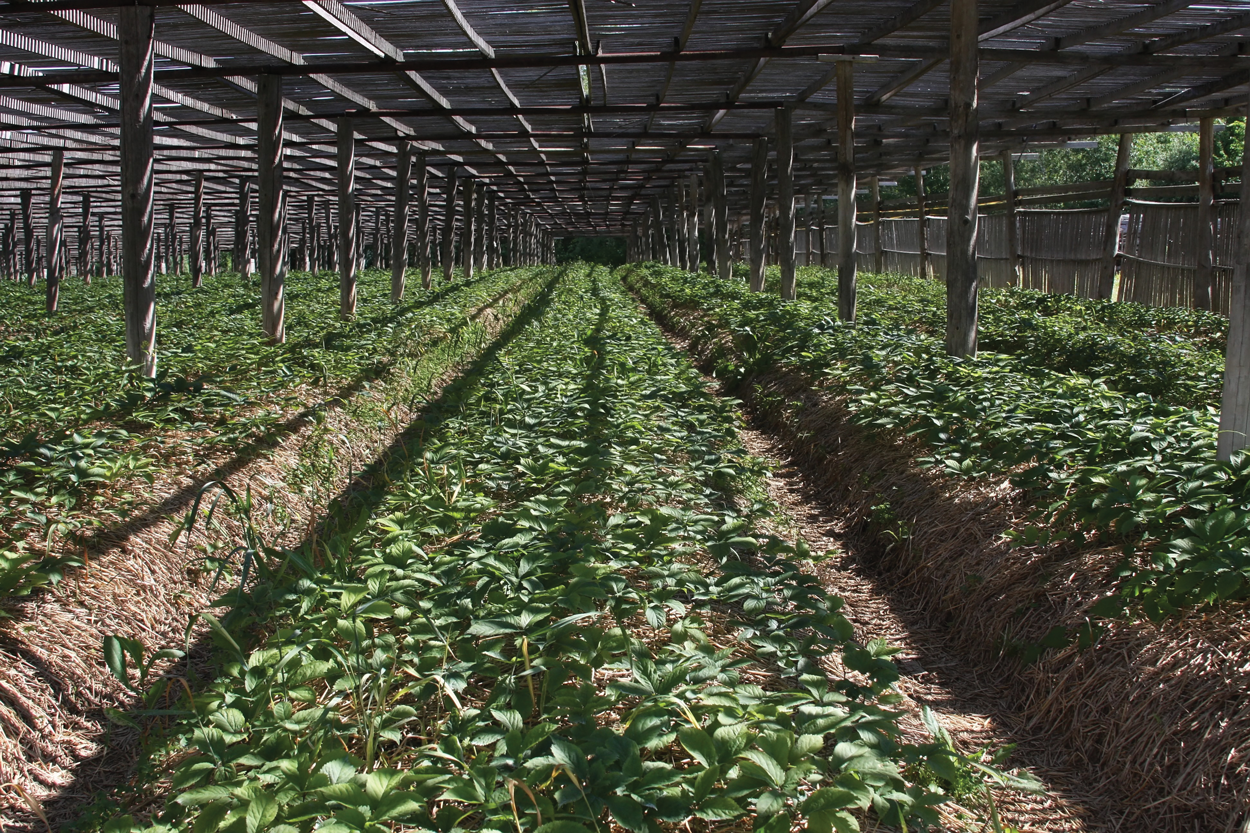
<box><xmin>99</xmin><ymin>265</ymin><xmax>1035</xmax><ymax>833</ymax></box>
<box><xmin>553</xmin><ymin>239</ymin><xmax>626</xmax><ymax>267</ymax></box>
<box><xmin>623</xmin><ymin>263</ymin><xmax>1250</xmax><ymax>646</ymax></box>
<box><xmin>0</xmin><ymin>266</ymin><xmax>546</xmax><ymax>607</ymax></box>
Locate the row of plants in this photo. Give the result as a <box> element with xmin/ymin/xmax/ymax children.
<box><xmin>738</xmin><ymin>265</ymin><xmax>1226</xmax><ymax>408</ymax></box>
<box><xmin>0</xmin><ymin>267</ymin><xmax>547</xmax><ymax>608</ymax></box>
<box><xmin>95</xmin><ymin>264</ymin><xmax>1032</xmax><ymax>833</ymax></box>
<box><xmin>624</xmin><ymin>263</ymin><xmax>1250</xmax><ymax>636</ymax></box>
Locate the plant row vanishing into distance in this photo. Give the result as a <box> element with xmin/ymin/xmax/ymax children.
<box><xmin>91</xmin><ymin>264</ymin><xmax>1037</xmax><ymax>833</ymax></box>
<box><xmin>627</xmin><ymin>263</ymin><xmax>1248</xmax><ymax>643</ymax></box>
<box><xmin>0</xmin><ymin>266</ymin><xmax>550</xmax><ymax>607</ymax></box>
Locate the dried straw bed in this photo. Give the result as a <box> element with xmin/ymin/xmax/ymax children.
<box><xmin>647</xmin><ymin>302</ymin><xmax>1250</xmax><ymax>833</ymax></box>
<box><xmin>0</xmin><ymin>282</ymin><xmax>538</xmax><ymax>832</ymax></box>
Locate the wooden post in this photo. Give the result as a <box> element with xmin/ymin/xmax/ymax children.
<box><xmin>191</xmin><ymin>170</ymin><xmax>204</xmax><ymax>287</ymax></box>
<box><xmin>119</xmin><ymin>6</ymin><xmax>157</xmax><ymax>375</ymax></box>
<box><xmin>234</xmin><ymin>178</ymin><xmax>252</xmax><ymax>277</ymax></box>
<box><xmin>46</xmin><ymin>149</ymin><xmax>63</xmax><ymax>313</ymax></box>
<box><xmin>1196</xmin><ymin>117</ymin><xmax>1216</xmax><ymax>311</ymax></box>
<box><xmin>688</xmin><ymin>173</ymin><xmax>701</xmax><ymax>272</ymax></box>
<box><xmin>946</xmin><ymin>0</ymin><xmax>979</xmax><ymax>358</ymax></box>
<box><xmin>304</xmin><ymin>196</ymin><xmax>315</xmax><ymax>272</ymax></box>
<box><xmin>442</xmin><ymin>167</ymin><xmax>459</xmax><ymax>283</ymax></box>
<box><xmin>1098</xmin><ymin>133</ymin><xmax>1133</xmax><ymax>300</ymax></box>
<box><xmin>817</xmin><ymin>193</ymin><xmax>828</xmax><ymax>268</ymax></box>
<box><xmin>1001</xmin><ymin>150</ymin><xmax>1020</xmax><ymax>287</ymax></box>
<box><xmin>711</xmin><ymin>151</ymin><xmax>730</xmax><ymax>279</ymax></box>
<box><xmin>837</xmin><ymin>61</ymin><xmax>857</xmax><ymax>321</ymax></box>
<box><xmin>337</xmin><ymin>116</ymin><xmax>356</xmax><ymax>318</ymax></box>
<box><xmin>257</xmin><ymin>74</ymin><xmax>286</xmax><ymax>341</ymax></box>
<box><xmin>391</xmin><ymin>140</ymin><xmax>411</xmax><ymax>302</ymax></box>
<box><xmin>777</xmin><ymin>107</ymin><xmax>797</xmax><ymax>300</ymax></box>
<box><xmin>463</xmin><ymin>177</ymin><xmax>477</xmax><ymax>280</ymax></box>
<box><xmin>665</xmin><ymin>187</ymin><xmax>679</xmax><ymax>267</ymax></box>
<box><xmin>915</xmin><ymin>165</ymin><xmax>928</xmax><ymax>280</ymax></box>
<box><xmin>415</xmin><ymin>153</ymin><xmax>431</xmax><ymax>289</ymax></box>
<box><xmin>473</xmin><ymin>182</ymin><xmax>487</xmax><ymax>273</ymax></box>
<box><xmin>749</xmin><ymin>137</ymin><xmax>768</xmax><ymax>292</ymax></box>
<box><xmin>871</xmin><ymin>177</ymin><xmax>883</xmax><ymax>274</ymax></box>
<box><xmin>1218</xmin><ymin>94</ymin><xmax>1250</xmax><ymax>460</ymax></box>
<box><xmin>79</xmin><ymin>194</ymin><xmax>92</xmax><ymax>284</ymax></box>
<box><xmin>20</xmin><ymin>189</ymin><xmax>34</xmax><ymax>287</ymax></box>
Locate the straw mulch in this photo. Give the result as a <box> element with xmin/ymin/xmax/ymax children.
<box><xmin>653</xmin><ymin>304</ymin><xmax>1249</xmax><ymax>833</ymax></box>
<box><xmin>0</xmin><ymin>285</ymin><xmax>537</xmax><ymax>832</ymax></box>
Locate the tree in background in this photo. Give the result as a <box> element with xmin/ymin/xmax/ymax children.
<box><xmin>554</xmin><ymin>237</ymin><xmax>626</xmax><ymax>266</ymax></box>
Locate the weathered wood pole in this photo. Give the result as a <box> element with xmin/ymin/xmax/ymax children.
<box><xmin>20</xmin><ymin>189</ymin><xmax>34</xmax><ymax>287</ymax></box>
<box><xmin>687</xmin><ymin>173</ymin><xmax>701</xmax><ymax>271</ymax></box>
<box><xmin>748</xmin><ymin>137</ymin><xmax>768</xmax><ymax>292</ymax></box>
<box><xmin>817</xmin><ymin>193</ymin><xmax>828</xmax><ymax>267</ymax></box>
<box><xmin>391</xmin><ymin>140</ymin><xmax>412</xmax><ymax>302</ymax></box>
<box><xmin>1196</xmin><ymin>117</ymin><xmax>1216</xmax><ymax>311</ymax></box>
<box><xmin>946</xmin><ymin>0</ymin><xmax>980</xmax><ymax>357</ymax></box>
<box><xmin>836</xmin><ymin>62</ymin><xmax>857</xmax><ymax>320</ymax></box>
<box><xmin>337</xmin><ymin>116</ymin><xmax>357</xmax><ymax>318</ymax></box>
<box><xmin>257</xmin><ymin>74</ymin><xmax>286</xmax><ymax>341</ymax></box>
<box><xmin>875</xmin><ymin>178</ymin><xmax>885</xmax><ymax>272</ymax></box>
<box><xmin>711</xmin><ymin>151</ymin><xmax>730</xmax><ymax>279</ymax></box>
<box><xmin>322</xmin><ymin>200</ymin><xmax>336</xmax><ymax>274</ymax></box>
<box><xmin>488</xmin><ymin>190</ymin><xmax>500</xmax><ymax>269</ymax></box>
<box><xmin>463</xmin><ymin>177</ymin><xmax>477</xmax><ymax>280</ymax></box>
<box><xmin>119</xmin><ymin>6</ymin><xmax>157</xmax><ymax>375</ymax></box>
<box><xmin>1218</xmin><ymin>94</ymin><xmax>1250</xmax><ymax>460</ymax></box>
<box><xmin>1001</xmin><ymin>150</ymin><xmax>1020</xmax><ymax>287</ymax></box>
<box><xmin>191</xmin><ymin>171</ymin><xmax>204</xmax><ymax>287</ymax></box>
<box><xmin>46</xmin><ymin>149</ymin><xmax>63</xmax><ymax>313</ymax></box>
<box><xmin>234</xmin><ymin>178</ymin><xmax>253</xmax><ymax>277</ymax></box>
<box><xmin>415</xmin><ymin>153</ymin><xmax>431</xmax><ymax>289</ymax></box>
<box><xmin>305</xmin><ymin>195</ymin><xmax>316</xmax><ymax>271</ymax></box>
<box><xmin>1098</xmin><ymin>133</ymin><xmax>1133</xmax><ymax>300</ymax></box>
<box><xmin>442</xmin><ymin>167</ymin><xmax>459</xmax><ymax>283</ymax></box>
<box><xmin>777</xmin><ymin>107</ymin><xmax>797</xmax><ymax>300</ymax></box>
<box><xmin>79</xmin><ymin>194</ymin><xmax>93</xmax><ymax>283</ymax></box>
<box><xmin>473</xmin><ymin>183</ymin><xmax>487</xmax><ymax>272</ymax></box>
<box><xmin>666</xmin><ymin>188</ymin><xmax>680</xmax><ymax>266</ymax></box>
<box><xmin>915</xmin><ymin>165</ymin><xmax>929</xmax><ymax>279</ymax></box>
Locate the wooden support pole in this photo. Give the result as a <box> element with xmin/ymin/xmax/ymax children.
<box><xmin>1196</xmin><ymin>116</ymin><xmax>1216</xmax><ymax>311</ymax></box>
<box><xmin>234</xmin><ymin>178</ymin><xmax>252</xmax><ymax>277</ymax></box>
<box><xmin>473</xmin><ymin>182</ymin><xmax>487</xmax><ymax>273</ymax></box>
<box><xmin>305</xmin><ymin>195</ymin><xmax>316</xmax><ymax>272</ymax></box>
<box><xmin>416</xmin><ymin>153</ymin><xmax>431</xmax><ymax>289</ymax></box>
<box><xmin>946</xmin><ymin>0</ymin><xmax>979</xmax><ymax>358</ymax></box>
<box><xmin>837</xmin><ymin>62</ymin><xmax>857</xmax><ymax>321</ymax></box>
<box><xmin>871</xmin><ymin>177</ymin><xmax>883</xmax><ymax>274</ymax></box>
<box><xmin>391</xmin><ymin>140</ymin><xmax>411</xmax><ymax>302</ymax></box>
<box><xmin>322</xmin><ymin>199</ymin><xmax>335</xmax><ymax>275</ymax></box>
<box><xmin>20</xmin><ymin>189</ymin><xmax>33</xmax><ymax>287</ymax></box>
<box><xmin>257</xmin><ymin>74</ymin><xmax>286</xmax><ymax>341</ymax></box>
<box><xmin>777</xmin><ymin>107</ymin><xmax>797</xmax><ymax>300</ymax></box>
<box><xmin>441</xmin><ymin>167</ymin><xmax>459</xmax><ymax>282</ymax></box>
<box><xmin>687</xmin><ymin>173</ymin><xmax>700</xmax><ymax>272</ymax></box>
<box><xmin>711</xmin><ymin>151</ymin><xmax>730</xmax><ymax>279</ymax></box>
<box><xmin>119</xmin><ymin>6</ymin><xmax>157</xmax><ymax>376</ymax></box>
<box><xmin>1001</xmin><ymin>150</ymin><xmax>1020</xmax><ymax>287</ymax></box>
<box><xmin>1098</xmin><ymin>133</ymin><xmax>1133</xmax><ymax>300</ymax></box>
<box><xmin>915</xmin><ymin>165</ymin><xmax>928</xmax><ymax>280</ymax></box>
<box><xmin>749</xmin><ymin>137</ymin><xmax>768</xmax><ymax>292</ymax></box>
<box><xmin>462</xmin><ymin>178</ymin><xmax>476</xmax><ymax>280</ymax></box>
<box><xmin>666</xmin><ymin>187</ymin><xmax>680</xmax><ymax>267</ymax></box>
<box><xmin>46</xmin><ymin>149</ymin><xmax>63</xmax><ymax>314</ymax></box>
<box><xmin>1218</xmin><ymin>93</ymin><xmax>1250</xmax><ymax>460</ymax></box>
<box><xmin>817</xmin><ymin>193</ymin><xmax>828</xmax><ymax>268</ymax></box>
<box><xmin>337</xmin><ymin>116</ymin><xmax>357</xmax><ymax>318</ymax></box>
<box><xmin>191</xmin><ymin>170</ymin><xmax>204</xmax><ymax>287</ymax></box>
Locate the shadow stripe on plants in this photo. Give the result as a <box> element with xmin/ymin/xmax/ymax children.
<box><xmin>98</xmin><ymin>263</ymin><xmax>1036</xmax><ymax>833</ymax></box>
<box><xmin>622</xmin><ymin>262</ymin><xmax>1249</xmax><ymax>831</ymax></box>
<box><xmin>0</xmin><ymin>267</ymin><xmax>553</xmax><ymax>830</ymax></box>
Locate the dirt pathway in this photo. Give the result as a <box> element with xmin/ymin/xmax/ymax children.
<box><xmin>738</xmin><ymin>423</ymin><xmax>1112</xmax><ymax>832</ymax></box>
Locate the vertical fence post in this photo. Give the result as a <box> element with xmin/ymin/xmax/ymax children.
<box><xmin>1098</xmin><ymin>133</ymin><xmax>1133</xmax><ymax>301</ymax></box>
<box><xmin>1001</xmin><ymin>149</ymin><xmax>1020</xmax><ymax>287</ymax></box>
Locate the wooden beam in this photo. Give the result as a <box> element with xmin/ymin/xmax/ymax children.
<box><xmin>1001</xmin><ymin>149</ymin><xmax>1019</xmax><ymax>287</ymax></box>
<box><xmin>191</xmin><ymin>169</ymin><xmax>204</xmax><ymax>287</ymax></box>
<box><xmin>46</xmin><ymin>148</ymin><xmax>63</xmax><ymax>313</ymax></box>
<box><xmin>777</xmin><ymin>107</ymin><xmax>796</xmax><ymax>300</ymax></box>
<box><xmin>337</xmin><ymin>116</ymin><xmax>356</xmax><ymax>317</ymax></box>
<box><xmin>258</xmin><ymin>74</ymin><xmax>286</xmax><ymax>341</ymax></box>
<box><xmin>1097</xmin><ymin>133</ymin><xmax>1133</xmax><ymax>300</ymax></box>
<box><xmin>837</xmin><ymin>61</ymin><xmax>856</xmax><ymax>321</ymax></box>
<box><xmin>1218</xmin><ymin>91</ymin><xmax>1250</xmax><ymax>461</ymax></box>
<box><xmin>119</xmin><ymin>6</ymin><xmax>157</xmax><ymax>376</ymax></box>
<box><xmin>945</xmin><ymin>0</ymin><xmax>979</xmax><ymax>358</ymax></box>
<box><xmin>442</xmin><ymin>165</ymin><xmax>458</xmax><ymax>284</ymax></box>
<box><xmin>392</xmin><ymin>140</ymin><xmax>411</xmax><ymax>302</ymax></box>
<box><xmin>1195</xmin><ymin>115</ymin><xmax>1215</xmax><ymax>311</ymax></box>
<box><xmin>749</xmin><ymin>137</ymin><xmax>768</xmax><ymax>292</ymax></box>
